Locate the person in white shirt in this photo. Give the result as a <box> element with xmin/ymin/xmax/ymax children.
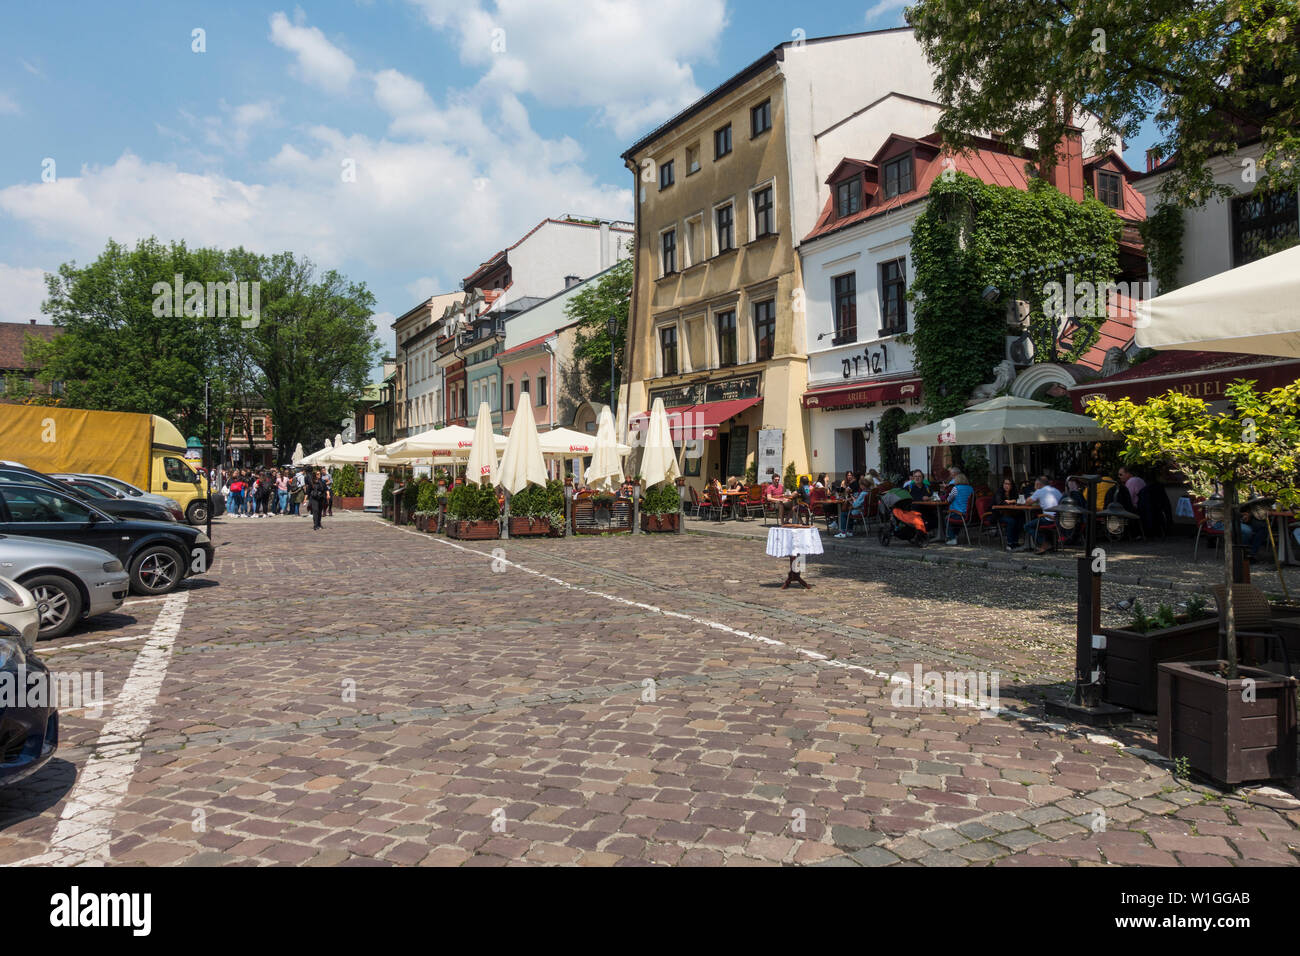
<box><xmin>1024</xmin><ymin>476</ymin><xmax>1062</xmax><ymax>553</ymax></box>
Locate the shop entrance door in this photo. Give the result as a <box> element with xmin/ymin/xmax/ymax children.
<box><xmin>852</xmin><ymin>430</ymin><xmax>866</xmax><ymax>478</ymax></box>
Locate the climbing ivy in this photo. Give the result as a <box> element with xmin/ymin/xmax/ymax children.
<box><xmin>906</xmin><ymin>174</ymin><xmax>1123</xmax><ymax>421</ymax></box>
<box><xmin>1138</xmin><ymin>204</ymin><xmax>1184</xmax><ymax>293</ymax></box>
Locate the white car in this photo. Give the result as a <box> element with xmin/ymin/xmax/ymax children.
<box><xmin>0</xmin><ymin>576</ymin><xmax>41</xmax><ymax>651</ymax></box>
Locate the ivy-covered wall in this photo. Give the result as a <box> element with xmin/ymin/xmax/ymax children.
<box><xmin>905</xmin><ymin>174</ymin><xmax>1125</xmax><ymax>420</ymax></box>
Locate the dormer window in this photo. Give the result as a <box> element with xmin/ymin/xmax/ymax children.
<box><xmin>836</xmin><ymin>178</ymin><xmax>862</xmax><ymax>218</ymax></box>
<box><xmin>1096</xmin><ymin>171</ymin><xmax>1123</xmax><ymax>210</ymax></box>
<box><xmin>882</xmin><ymin>154</ymin><xmax>913</xmax><ymax>199</ymax></box>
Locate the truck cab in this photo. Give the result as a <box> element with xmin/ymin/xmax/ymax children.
<box><xmin>148</xmin><ymin>417</ymin><xmax>211</xmax><ymax>525</ymax></box>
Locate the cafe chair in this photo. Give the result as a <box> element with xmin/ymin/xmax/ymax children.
<box><xmin>974</xmin><ymin>496</ymin><xmax>1000</xmax><ymax>547</ymax></box>
<box><xmin>1191</xmin><ymin>499</ymin><xmax>1224</xmax><ymax>563</ymax></box>
<box><xmin>946</xmin><ymin>497</ymin><xmax>976</xmax><ymax>545</ymax></box>
<box><xmin>744</xmin><ymin>485</ymin><xmax>766</xmax><ymax>519</ymax></box>
<box><xmin>686</xmin><ymin>486</ymin><xmax>702</xmax><ymax>518</ymax></box>
<box><xmin>1212</xmin><ymin>584</ymin><xmax>1294</xmax><ymax>677</ymax></box>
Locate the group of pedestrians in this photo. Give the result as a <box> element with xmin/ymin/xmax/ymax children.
<box><xmin>215</xmin><ymin>466</ymin><xmax>334</xmax><ymax>528</ymax></box>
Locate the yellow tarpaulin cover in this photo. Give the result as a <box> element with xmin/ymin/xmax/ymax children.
<box><xmin>0</xmin><ymin>407</ymin><xmax>153</xmax><ymax>490</ymax></box>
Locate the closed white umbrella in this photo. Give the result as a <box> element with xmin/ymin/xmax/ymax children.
<box><xmin>366</xmin><ymin>439</ymin><xmax>383</xmax><ymax>474</ymax></box>
<box><xmin>291</xmin><ymin>442</ymin><xmax>304</xmax><ymax>465</ymax></box>
<box><xmin>497</xmin><ymin>398</ymin><xmax>548</xmax><ymax>494</ymax></box>
<box><xmin>640</xmin><ymin>397</ymin><xmax>681</xmax><ymax>488</ymax></box>
<box><xmin>585</xmin><ymin>406</ymin><xmax>624</xmax><ymax>492</ymax></box>
<box><xmin>898</xmin><ymin>395</ymin><xmax>1114</xmax><ymax>448</ymax></box>
<box><xmin>1137</xmin><ymin>244</ymin><xmax>1300</xmax><ymax>357</ymax></box>
<box><xmin>465</xmin><ymin>402</ymin><xmax>499</xmax><ymax>486</ymax></box>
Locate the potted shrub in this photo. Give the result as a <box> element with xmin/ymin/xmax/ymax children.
<box><xmin>1090</xmin><ymin>379</ymin><xmax>1300</xmax><ymax>784</ymax></box>
<box><xmin>640</xmin><ymin>483</ymin><xmax>681</xmax><ymax>532</ymax></box>
<box><xmin>330</xmin><ymin>465</ymin><xmax>365</xmax><ymax>511</ymax></box>
<box><xmin>1100</xmin><ymin>597</ymin><xmax>1219</xmax><ymax>713</ymax></box>
<box><xmin>381</xmin><ymin>475</ymin><xmax>395</xmax><ymax>520</ymax></box>
<box><xmin>401</xmin><ymin>480</ymin><xmax>420</xmax><ymax>525</ymax></box>
<box><xmin>508</xmin><ymin>484</ymin><xmax>551</xmax><ymax>537</ymax></box>
<box><xmin>447</xmin><ymin>483</ymin><xmax>500</xmax><ymax>540</ymax></box>
<box><xmin>416</xmin><ymin>480</ymin><xmax>439</xmax><ymax>533</ymax></box>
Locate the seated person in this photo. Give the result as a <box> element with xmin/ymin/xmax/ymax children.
<box><xmin>796</xmin><ymin>476</ymin><xmax>812</xmax><ymax>501</ymax></box>
<box><xmin>814</xmin><ymin>473</ymin><xmax>828</xmax><ymax>490</ymax></box>
<box><xmin>765</xmin><ymin>476</ymin><xmax>795</xmax><ymax>524</ymax></box>
<box><xmin>903</xmin><ymin>470</ymin><xmax>931</xmax><ymax>500</ymax></box>
<box><xmin>834</xmin><ymin>486</ymin><xmax>871</xmax><ymax>537</ymax></box>
<box><xmin>837</xmin><ymin>471</ymin><xmax>860</xmax><ymax>497</ymax></box>
<box><xmin>994</xmin><ymin>477</ymin><xmax>1025</xmax><ymax>550</ymax></box>
<box><xmin>1024</xmin><ymin>476</ymin><xmax>1063</xmax><ymax>553</ymax></box>
<box><xmin>1116</xmin><ymin>465</ymin><xmax>1145</xmax><ymax>513</ymax></box>
<box><xmin>944</xmin><ymin>473</ymin><xmax>976</xmax><ymax>545</ymax></box>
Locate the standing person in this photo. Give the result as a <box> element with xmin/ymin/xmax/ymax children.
<box><xmin>324</xmin><ymin>471</ymin><xmax>334</xmax><ymax>517</ymax></box>
<box><xmin>277</xmin><ymin>470</ymin><xmax>290</xmax><ymax>515</ymax></box>
<box><xmin>307</xmin><ymin>468</ymin><xmax>325</xmax><ymax>530</ymax></box>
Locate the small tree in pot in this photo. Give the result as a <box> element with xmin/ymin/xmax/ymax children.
<box><xmin>1089</xmin><ymin>380</ymin><xmax>1300</xmax><ymax>782</ymax></box>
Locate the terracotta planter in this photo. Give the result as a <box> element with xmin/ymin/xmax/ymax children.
<box><xmin>337</xmin><ymin>496</ymin><xmax>364</xmax><ymax>511</ymax></box>
<box><xmin>1101</xmin><ymin>618</ymin><xmax>1220</xmax><ymax>713</ymax></box>
<box><xmin>640</xmin><ymin>513</ymin><xmax>680</xmax><ymax>533</ymax></box>
<box><xmin>448</xmin><ymin>519</ymin><xmax>500</xmax><ymax>541</ymax></box>
<box><xmin>509</xmin><ymin>516</ymin><xmax>559</xmax><ymax>538</ymax></box>
<box><xmin>1158</xmin><ymin>661</ymin><xmax>1298</xmax><ymax>785</ymax></box>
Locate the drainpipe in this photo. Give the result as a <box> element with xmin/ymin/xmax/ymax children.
<box><xmin>621</xmin><ymin>157</ymin><xmax>642</xmax><ymax>448</ymax></box>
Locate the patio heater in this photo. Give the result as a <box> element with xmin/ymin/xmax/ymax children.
<box><xmin>1046</xmin><ymin>474</ymin><xmax>1137</xmax><ymax>725</ymax></box>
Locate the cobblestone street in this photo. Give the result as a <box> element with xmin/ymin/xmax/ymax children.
<box><xmin>2</xmin><ymin>513</ymin><xmax>1299</xmax><ymax>867</ymax></box>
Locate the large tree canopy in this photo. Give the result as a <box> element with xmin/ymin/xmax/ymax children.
<box><xmin>30</xmin><ymin>238</ymin><xmax>380</xmax><ymax>460</ymax></box>
<box><xmin>906</xmin><ymin>0</ymin><xmax>1300</xmax><ymax>206</ymax></box>
<box><xmin>566</xmin><ymin>257</ymin><xmax>632</xmax><ymax>407</ymax></box>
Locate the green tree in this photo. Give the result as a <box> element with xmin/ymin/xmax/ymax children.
<box><xmin>567</xmin><ymin>258</ymin><xmax>632</xmax><ymax>407</ymax></box>
<box><xmin>905</xmin><ymin>0</ymin><xmax>1300</xmax><ymax>206</ymax></box>
<box><xmin>1087</xmin><ymin>380</ymin><xmax>1300</xmax><ymax>678</ymax></box>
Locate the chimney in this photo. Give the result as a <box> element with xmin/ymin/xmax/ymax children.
<box><xmin>599</xmin><ymin>221</ymin><xmax>610</xmax><ymax>270</ymax></box>
<box><xmin>1145</xmin><ymin>148</ymin><xmax>1163</xmax><ymax>173</ymax></box>
<box><xmin>1048</xmin><ymin>128</ymin><xmax>1086</xmax><ymax>203</ymax></box>
<box><xmin>30</xmin><ymin>319</ymin><xmax>36</xmax><ymax>325</ymax></box>
<box><xmin>564</xmin><ymin>275</ymin><xmax>580</xmax><ymax>289</ymax></box>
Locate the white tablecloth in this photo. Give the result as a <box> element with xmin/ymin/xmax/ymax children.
<box><xmin>766</xmin><ymin>526</ymin><xmax>825</xmax><ymax>558</ymax></box>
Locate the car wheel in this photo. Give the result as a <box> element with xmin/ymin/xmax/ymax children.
<box><xmin>19</xmin><ymin>574</ymin><xmax>84</xmax><ymax>640</ymax></box>
<box><xmin>130</xmin><ymin>545</ymin><xmax>184</xmax><ymax>595</ymax></box>
<box><xmin>186</xmin><ymin>500</ymin><xmax>209</xmax><ymax>525</ymax></box>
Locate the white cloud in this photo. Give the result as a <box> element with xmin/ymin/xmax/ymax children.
<box><xmin>19</xmin><ymin>58</ymin><xmax>43</xmax><ymax>78</ymax></box>
<box><xmin>0</xmin><ymin>92</ymin><xmax>20</xmax><ymax>115</ymax></box>
<box><xmin>0</xmin><ymin>264</ymin><xmax>50</xmax><ymax>324</ymax></box>
<box><xmin>864</xmin><ymin>0</ymin><xmax>905</xmax><ymax>22</ymax></box>
<box><xmin>268</xmin><ymin>11</ymin><xmax>357</xmax><ymax>93</ymax></box>
<box><xmin>203</xmin><ymin>99</ymin><xmax>279</xmax><ymax>151</ymax></box>
<box><xmin>408</xmin><ymin>0</ymin><xmax>728</xmax><ymax>139</ymax></box>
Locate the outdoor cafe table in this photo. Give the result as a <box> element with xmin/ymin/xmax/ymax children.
<box><xmin>719</xmin><ymin>489</ymin><xmax>746</xmax><ymax>520</ymax></box>
<box><xmin>908</xmin><ymin>498</ymin><xmax>950</xmax><ymax>542</ymax></box>
<box><xmin>766</xmin><ymin>525</ymin><xmax>823</xmax><ymax>589</ymax></box>
<box><xmin>992</xmin><ymin>502</ymin><xmax>1044</xmax><ymax>546</ymax></box>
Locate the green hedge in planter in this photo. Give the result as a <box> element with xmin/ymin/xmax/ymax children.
<box><xmin>381</xmin><ymin>475</ymin><xmax>395</xmax><ymax>506</ymax></box>
<box><xmin>331</xmin><ymin>466</ymin><xmax>362</xmax><ymax>497</ymax></box>
<box><xmin>416</xmin><ymin>480</ymin><xmax>439</xmax><ymax>513</ymax></box>
<box><xmin>642</xmin><ymin>483</ymin><xmax>680</xmax><ymax>516</ymax></box>
<box><xmin>447</xmin><ymin>483</ymin><xmax>500</xmax><ymax>521</ymax></box>
<box><xmin>402</xmin><ymin>480</ymin><xmax>421</xmax><ymax>512</ymax></box>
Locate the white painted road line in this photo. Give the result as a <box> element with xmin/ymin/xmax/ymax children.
<box><xmin>40</xmin><ymin>634</ymin><xmax>155</xmax><ymax>654</ymax></box>
<box><xmin>9</xmin><ymin>591</ymin><xmax>189</xmax><ymax>867</ymax></box>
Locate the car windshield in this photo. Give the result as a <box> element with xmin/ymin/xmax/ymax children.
<box><xmin>87</xmin><ymin>475</ymin><xmax>143</xmax><ymax>496</ymax></box>
<box><xmin>71</xmin><ymin>480</ymin><xmax>116</xmax><ymax>499</ymax></box>
<box><xmin>0</xmin><ymin>468</ymin><xmax>89</xmax><ymax>502</ymax></box>
<box><xmin>0</xmin><ymin>485</ymin><xmax>99</xmax><ymax>523</ymax></box>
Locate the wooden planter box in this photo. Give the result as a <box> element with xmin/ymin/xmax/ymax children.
<box><xmin>414</xmin><ymin>514</ymin><xmax>427</xmax><ymax>532</ymax></box>
<box><xmin>572</xmin><ymin>499</ymin><xmax>632</xmax><ymax>535</ymax></box>
<box><xmin>381</xmin><ymin>504</ymin><xmax>393</xmax><ymax>520</ymax></box>
<box><xmin>508</xmin><ymin>516</ymin><xmax>563</xmax><ymax>538</ymax></box>
<box><xmin>1158</xmin><ymin>661</ymin><xmax>1298</xmax><ymax>785</ymax></box>
<box><xmin>1102</xmin><ymin>618</ymin><xmax>1220</xmax><ymax>713</ymax></box>
<box><xmin>338</xmin><ymin>496</ymin><xmax>364</xmax><ymax>511</ymax></box>
<box><xmin>447</xmin><ymin>519</ymin><xmax>500</xmax><ymax>541</ymax></box>
<box><xmin>640</xmin><ymin>513</ymin><xmax>680</xmax><ymax>533</ymax></box>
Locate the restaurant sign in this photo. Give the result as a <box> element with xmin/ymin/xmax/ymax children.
<box><xmin>651</xmin><ymin>374</ymin><xmax>760</xmax><ymax>408</ymax></box>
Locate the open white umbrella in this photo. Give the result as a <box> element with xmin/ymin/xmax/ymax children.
<box><xmin>382</xmin><ymin>425</ymin><xmax>505</xmax><ymax>461</ymax></box>
<box><xmin>898</xmin><ymin>395</ymin><xmax>1114</xmax><ymax>448</ymax></box>
<box><xmin>1137</xmin><ymin>244</ymin><xmax>1300</xmax><ymax>358</ymax></box>
<box><xmin>300</xmin><ymin>439</ymin><xmax>333</xmax><ymax>466</ymax></box>
<box><xmin>585</xmin><ymin>406</ymin><xmax>624</xmax><ymax>492</ymax></box>
<box><xmin>640</xmin><ymin>397</ymin><xmax>681</xmax><ymax>488</ymax></box>
<box><xmin>537</xmin><ymin>427</ymin><xmax>630</xmax><ymax>459</ymax></box>
<box><xmin>497</xmin><ymin>398</ymin><xmax>548</xmax><ymax>494</ymax></box>
<box><xmin>465</xmin><ymin>402</ymin><xmax>499</xmax><ymax>486</ymax></box>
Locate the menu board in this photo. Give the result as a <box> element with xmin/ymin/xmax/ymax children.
<box><xmin>757</xmin><ymin>429</ymin><xmax>783</xmax><ymax>481</ymax></box>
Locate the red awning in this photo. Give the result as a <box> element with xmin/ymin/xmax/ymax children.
<box><xmin>802</xmin><ymin>377</ymin><xmax>922</xmax><ymax>410</ymax></box>
<box><xmin>631</xmin><ymin>397</ymin><xmax>762</xmax><ymax>440</ymax></box>
<box><xmin>1068</xmin><ymin>352</ymin><xmax>1300</xmax><ymax>411</ymax></box>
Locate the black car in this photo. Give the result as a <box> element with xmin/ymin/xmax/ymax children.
<box><xmin>0</xmin><ymin>483</ymin><xmax>215</xmax><ymax>595</ymax></box>
<box><xmin>0</xmin><ymin>639</ymin><xmax>57</xmax><ymax>787</ymax></box>
<box><xmin>0</xmin><ymin>462</ymin><xmax>177</xmax><ymax>524</ymax></box>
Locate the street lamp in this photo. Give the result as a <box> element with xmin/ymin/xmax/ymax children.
<box><xmin>607</xmin><ymin>315</ymin><xmax>619</xmax><ymax>414</ymax></box>
<box><xmin>1046</xmin><ymin>474</ymin><xmax>1137</xmax><ymax>724</ymax></box>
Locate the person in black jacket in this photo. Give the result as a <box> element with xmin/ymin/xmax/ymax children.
<box><xmin>307</xmin><ymin>468</ymin><xmax>326</xmax><ymax>530</ymax></box>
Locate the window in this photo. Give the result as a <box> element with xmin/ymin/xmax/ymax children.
<box><xmin>0</xmin><ymin>486</ymin><xmax>92</xmax><ymax>523</ymax></box>
<box><xmin>1232</xmin><ymin>188</ymin><xmax>1299</xmax><ymax>267</ymax></box>
<box><xmin>880</xmin><ymin>258</ymin><xmax>908</xmax><ymax>334</ymax></box>
<box><xmin>836</xmin><ymin>178</ymin><xmax>862</xmax><ymax>218</ymax></box>
<box><xmin>252</xmin><ymin>419</ymin><xmax>265</xmax><ymax>438</ymax></box>
<box><xmin>520</xmin><ymin>378</ymin><xmax>530</xmax><ymax>397</ymax></box>
<box><xmin>833</xmin><ymin>273</ymin><xmax>857</xmax><ymax>344</ymax></box>
<box><xmin>715</xmin><ymin>124</ymin><xmax>732</xmax><ymax>159</ymax></box>
<box><xmin>715</xmin><ymin>203</ymin><xmax>735</xmax><ymax>253</ymax></box>
<box><xmin>505</xmin><ymin>382</ymin><xmax>514</xmax><ymax>411</ymax></box>
<box><xmin>165</xmin><ymin>457</ymin><xmax>198</xmax><ymax>483</ymax></box>
<box><xmin>660</xmin><ymin>326</ymin><xmax>678</xmax><ymax>376</ymax></box>
<box><xmin>232</xmin><ymin>420</ymin><xmax>245</xmax><ymax>437</ymax></box>
<box><xmin>752</xmin><ymin>185</ymin><xmax>775</xmax><ymax>239</ymax></box>
<box><xmin>716</xmin><ymin>310</ymin><xmax>737</xmax><ymax>367</ymax></box>
<box><xmin>1096</xmin><ymin>171</ymin><xmax>1123</xmax><ymax>209</ymax></box>
<box><xmin>686</xmin><ymin>144</ymin><xmax>701</xmax><ymax>175</ymax></box>
<box><xmin>661</xmin><ymin>228</ymin><xmax>678</xmax><ymax>275</ymax></box>
<box><xmin>751</xmin><ymin>99</ymin><xmax>771</xmax><ymax>138</ymax></box>
<box><xmin>659</xmin><ymin>159</ymin><xmax>675</xmax><ymax>190</ymax></box>
<box><xmin>883</xmin><ymin>154</ymin><xmax>913</xmax><ymax>199</ymax></box>
<box><xmin>536</xmin><ymin>375</ymin><xmax>547</xmax><ymax>406</ymax></box>
<box><xmin>684</xmin><ymin>215</ymin><xmax>703</xmax><ymax>267</ymax></box>
<box><xmin>753</xmin><ymin>300</ymin><xmax>776</xmax><ymax>361</ymax></box>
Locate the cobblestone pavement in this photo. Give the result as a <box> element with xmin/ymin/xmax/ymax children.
<box><xmin>2</xmin><ymin>511</ymin><xmax>1299</xmax><ymax>867</ymax></box>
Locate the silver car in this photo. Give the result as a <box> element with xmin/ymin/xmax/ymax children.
<box><xmin>0</xmin><ymin>534</ymin><xmax>130</xmax><ymax>639</ymax></box>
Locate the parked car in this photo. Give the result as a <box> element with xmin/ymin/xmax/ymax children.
<box><xmin>0</xmin><ymin>462</ymin><xmax>177</xmax><ymax>524</ymax></box>
<box><xmin>0</xmin><ymin>577</ymin><xmax>57</xmax><ymax>787</ymax></box>
<box><xmin>0</xmin><ymin>483</ymin><xmax>214</xmax><ymax>596</ymax></box>
<box><xmin>0</xmin><ymin>576</ymin><xmax>40</xmax><ymax>649</ymax></box>
<box><xmin>71</xmin><ymin>472</ymin><xmax>223</xmax><ymax>517</ymax></box>
<box><xmin>0</xmin><ymin>534</ymin><xmax>130</xmax><ymax>639</ymax></box>
<box><xmin>54</xmin><ymin>474</ymin><xmax>184</xmax><ymax>521</ymax></box>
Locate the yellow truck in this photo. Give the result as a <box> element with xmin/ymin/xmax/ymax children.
<box><xmin>0</xmin><ymin>406</ymin><xmax>214</xmax><ymax>525</ymax></box>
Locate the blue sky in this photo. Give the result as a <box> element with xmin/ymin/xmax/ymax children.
<box><xmin>0</xmin><ymin>0</ymin><xmax>1155</xmax><ymax>359</ymax></box>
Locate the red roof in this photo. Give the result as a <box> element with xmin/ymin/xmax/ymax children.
<box><xmin>496</xmin><ymin>322</ymin><xmax>578</xmax><ymax>361</ymax></box>
<box><xmin>1062</xmin><ymin>292</ymin><xmax>1142</xmax><ymax>372</ymax></box>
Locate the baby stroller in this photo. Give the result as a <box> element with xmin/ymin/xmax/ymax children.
<box><xmin>879</xmin><ymin>489</ymin><xmax>928</xmax><ymax>547</ymax></box>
